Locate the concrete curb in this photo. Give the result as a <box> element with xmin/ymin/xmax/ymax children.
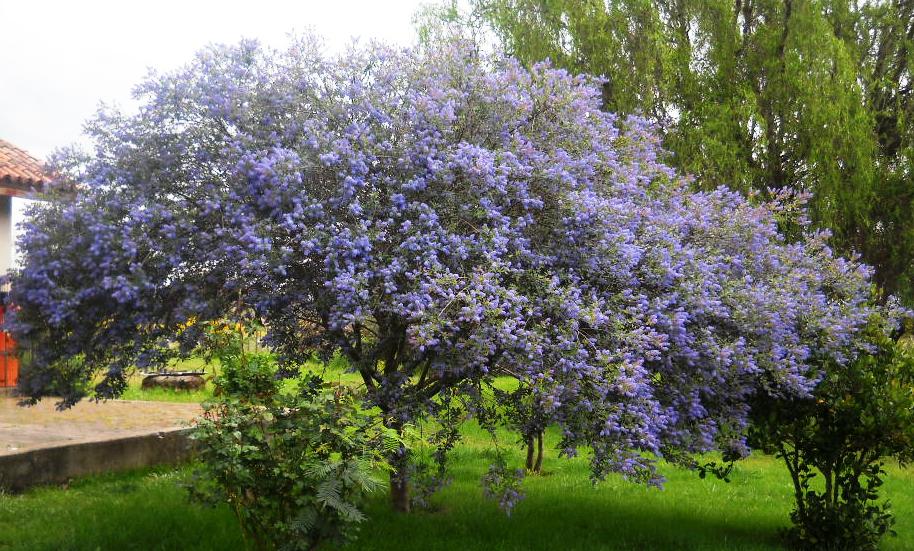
<box><xmin>0</xmin><ymin>427</ymin><xmax>195</xmax><ymax>492</ymax></box>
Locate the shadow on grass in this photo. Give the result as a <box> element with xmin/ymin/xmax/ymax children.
<box><xmin>346</xmin><ymin>451</ymin><xmax>789</xmax><ymax>551</ymax></box>
<box><xmin>350</xmin><ymin>493</ymin><xmax>786</xmax><ymax>551</ymax></box>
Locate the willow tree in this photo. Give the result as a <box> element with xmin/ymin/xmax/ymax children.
<box><xmin>445</xmin><ymin>0</ymin><xmax>914</xmax><ymax>300</ymax></box>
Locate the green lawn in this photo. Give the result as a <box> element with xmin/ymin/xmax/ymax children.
<box><xmin>114</xmin><ymin>355</ymin><xmax>365</xmax><ymax>404</ymax></box>
<box><xmin>1</xmin><ymin>420</ymin><xmax>912</xmax><ymax>551</ymax></box>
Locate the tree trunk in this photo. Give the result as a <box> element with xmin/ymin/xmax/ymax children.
<box><xmin>387</xmin><ymin>419</ymin><xmax>411</xmax><ymax>513</ymax></box>
<box><xmin>526</xmin><ymin>430</ymin><xmax>546</xmax><ymax>474</ymax></box>
<box><xmin>534</xmin><ymin>431</ymin><xmax>544</xmax><ymax>473</ymax></box>
<box><xmin>525</xmin><ymin>435</ymin><xmax>535</xmax><ymax>471</ymax></box>
<box><xmin>390</xmin><ymin>466</ymin><xmax>411</xmax><ymax>513</ymax></box>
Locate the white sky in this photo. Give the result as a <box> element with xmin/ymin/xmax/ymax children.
<box><xmin>0</xmin><ymin>0</ymin><xmax>428</xmax><ymax>263</ymax></box>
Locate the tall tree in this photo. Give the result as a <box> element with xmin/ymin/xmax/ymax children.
<box><xmin>11</xmin><ymin>37</ymin><xmax>878</xmax><ymax>514</ymax></box>
<box><xmin>464</xmin><ymin>0</ymin><xmax>914</xmax><ymax>300</ymax></box>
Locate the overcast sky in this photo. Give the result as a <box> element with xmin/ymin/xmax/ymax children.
<box><xmin>0</xmin><ymin>0</ymin><xmax>428</xmax><ymax>262</ymax></box>
<box><xmin>1</xmin><ymin>0</ymin><xmax>427</xmax><ymax>159</ymax></box>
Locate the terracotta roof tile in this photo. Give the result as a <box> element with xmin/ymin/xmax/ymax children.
<box><xmin>0</xmin><ymin>139</ymin><xmax>50</xmax><ymax>190</ymax></box>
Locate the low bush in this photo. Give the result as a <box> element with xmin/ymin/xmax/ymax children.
<box><xmin>749</xmin><ymin>314</ymin><xmax>914</xmax><ymax>550</ymax></box>
<box><xmin>190</xmin><ymin>343</ymin><xmax>388</xmax><ymax>551</ymax></box>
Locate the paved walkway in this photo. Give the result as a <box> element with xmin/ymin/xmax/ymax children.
<box><xmin>0</xmin><ymin>396</ymin><xmax>201</xmax><ymax>456</ymax></box>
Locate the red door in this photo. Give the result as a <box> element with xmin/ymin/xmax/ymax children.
<box><xmin>0</xmin><ymin>306</ymin><xmax>18</xmax><ymax>387</ymax></box>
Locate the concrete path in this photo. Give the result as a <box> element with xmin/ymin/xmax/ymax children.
<box><xmin>0</xmin><ymin>397</ymin><xmax>201</xmax><ymax>456</ymax></box>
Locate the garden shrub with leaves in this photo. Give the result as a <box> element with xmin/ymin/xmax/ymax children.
<box><xmin>202</xmin><ymin>320</ymin><xmax>280</xmax><ymax>400</ymax></box>
<box><xmin>190</xmin><ymin>341</ymin><xmax>388</xmax><ymax>551</ymax></box>
<box><xmin>749</xmin><ymin>312</ymin><xmax>914</xmax><ymax>550</ymax></box>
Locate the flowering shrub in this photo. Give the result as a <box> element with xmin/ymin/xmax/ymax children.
<box><xmin>8</xmin><ymin>36</ymin><xmax>882</xmax><ymax>512</ymax></box>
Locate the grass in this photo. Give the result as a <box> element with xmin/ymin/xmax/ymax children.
<box><xmin>111</xmin><ymin>357</ymin><xmax>216</xmax><ymax>404</ymax></box>
<box><xmin>1</xmin><ymin>420</ymin><xmax>912</xmax><ymax>551</ymax></box>
<box><xmin>114</xmin><ymin>354</ymin><xmax>366</xmax><ymax>404</ymax></box>
<box><xmin>349</xmin><ymin>424</ymin><xmax>914</xmax><ymax>551</ymax></box>
<box><xmin>0</xmin><ymin>469</ymin><xmax>239</xmax><ymax>551</ymax></box>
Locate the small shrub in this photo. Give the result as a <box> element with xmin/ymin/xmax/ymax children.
<box><xmin>211</xmin><ymin>346</ymin><xmax>279</xmax><ymax>401</ymax></box>
<box><xmin>489</xmin><ymin>383</ymin><xmax>549</xmax><ymax>473</ymax></box>
<box><xmin>749</xmin><ymin>314</ymin><xmax>914</xmax><ymax>550</ymax></box>
<box><xmin>190</xmin><ymin>346</ymin><xmax>387</xmax><ymax>551</ymax></box>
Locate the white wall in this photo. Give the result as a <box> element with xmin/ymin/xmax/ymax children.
<box><xmin>0</xmin><ymin>196</ymin><xmax>12</xmax><ymax>276</ymax></box>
